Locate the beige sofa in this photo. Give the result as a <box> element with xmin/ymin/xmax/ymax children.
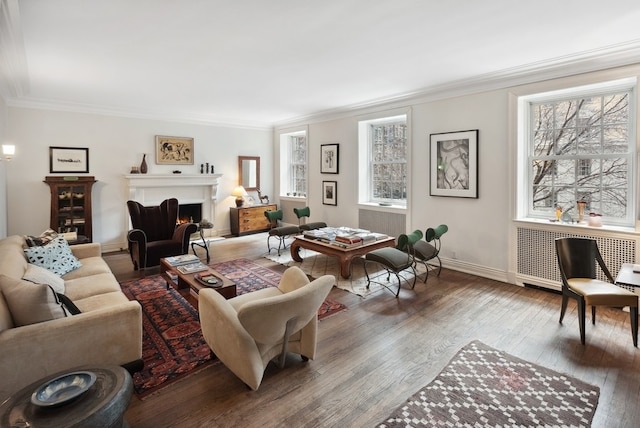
<box><xmin>0</xmin><ymin>235</ymin><xmax>143</xmax><ymax>400</ymax></box>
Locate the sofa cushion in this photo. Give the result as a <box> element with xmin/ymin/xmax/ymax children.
<box><xmin>24</xmin><ymin>229</ymin><xmax>58</xmax><ymax>247</ymax></box>
<box><xmin>62</xmin><ymin>256</ymin><xmax>112</xmax><ymax>280</ymax></box>
<box><xmin>24</xmin><ymin>236</ymin><xmax>82</xmax><ymax>276</ymax></box>
<box><xmin>0</xmin><ymin>275</ymin><xmax>68</xmax><ymax>326</ymax></box>
<box><xmin>64</xmin><ymin>272</ymin><xmax>122</xmax><ymax>301</ymax></box>
<box><xmin>22</xmin><ymin>264</ymin><xmax>65</xmax><ymax>294</ymax></box>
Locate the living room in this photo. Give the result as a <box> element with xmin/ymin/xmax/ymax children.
<box><xmin>2</xmin><ymin>1</ymin><xmax>640</xmax><ymax>426</ymax></box>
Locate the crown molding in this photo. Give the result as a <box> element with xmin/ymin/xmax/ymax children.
<box><xmin>274</xmin><ymin>40</ymin><xmax>640</xmax><ymax>128</ymax></box>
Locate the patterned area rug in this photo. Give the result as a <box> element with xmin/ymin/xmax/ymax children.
<box><xmin>120</xmin><ymin>260</ymin><xmax>347</xmax><ymax>397</ymax></box>
<box><xmin>211</xmin><ymin>258</ymin><xmax>348</xmax><ymax>320</ymax></box>
<box><xmin>265</xmin><ymin>248</ymin><xmax>429</xmax><ymax>297</ymax></box>
<box><xmin>120</xmin><ymin>275</ymin><xmax>214</xmax><ymax>399</ymax></box>
<box><xmin>379</xmin><ymin>341</ymin><xmax>600</xmax><ymax>427</ymax></box>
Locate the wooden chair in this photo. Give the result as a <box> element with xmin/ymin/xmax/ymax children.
<box><xmin>555</xmin><ymin>237</ymin><xmax>638</xmax><ymax>346</ymax></box>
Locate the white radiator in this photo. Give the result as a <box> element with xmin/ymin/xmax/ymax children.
<box><xmin>359</xmin><ymin>209</ymin><xmax>405</xmax><ymax>238</ymax></box>
<box><xmin>516</xmin><ymin>226</ymin><xmax>637</xmax><ymax>289</ymax></box>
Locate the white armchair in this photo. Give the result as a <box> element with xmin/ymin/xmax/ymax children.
<box><xmin>199</xmin><ymin>266</ymin><xmax>335</xmax><ymax>390</ymax></box>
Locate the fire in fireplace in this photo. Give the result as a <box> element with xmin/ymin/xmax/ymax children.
<box><xmin>178</xmin><ymin>203</ymin><xmax>202</xmax><ymax>224</ymax></box>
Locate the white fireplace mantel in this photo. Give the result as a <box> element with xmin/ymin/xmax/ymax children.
<box><xmin>124</xmin><ymin>174</ymin><xmax>223</xmax><ymax>225</ymax></box>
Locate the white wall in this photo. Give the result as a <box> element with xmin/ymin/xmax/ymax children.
<box><xmin>0</xmin><ymin>96</ymin><xmax>7</xmax><ymax>238</ymax></box>
<box><xmin>6</xmin><ymin>108</ymin><xmax>273</xmax><ymax>251</ymax></box>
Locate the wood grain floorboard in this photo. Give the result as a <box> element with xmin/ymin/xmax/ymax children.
<box><xmin>104</xmin><ymin>233</ymin><xmax>640</xmax><ymax>428</ymax></box>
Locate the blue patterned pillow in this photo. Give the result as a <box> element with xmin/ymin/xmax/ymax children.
<box><xmin>24</xmin><ymin>236</ymin><xmax>82</xmax><ymax>276</ymax></box>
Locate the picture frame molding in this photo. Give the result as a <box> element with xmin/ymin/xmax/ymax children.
<box><xmin>322</xmin><ymin>180</ymin><xmax>337</xmax><ymax>205</ymax></box>
<box><xmin>429</xmin><ymin>129</ymin><xmax>479</xmax><ymax>198</ymax></box>
<box><xmin>320</xmin><ymin>143</ymin><xmax>339</xmax><ymax>174</ymax></box>
<box><xmin>155</xmin><ymin>135</ymin><xmax>195</xmax><ymax>165</ymax></box>
<box><xmin>49</xmin><ymin>146</ymin><xmax>89</xmax><ymax>173</ymax></box>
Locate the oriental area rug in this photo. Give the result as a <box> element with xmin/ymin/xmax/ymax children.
<box><xmin>120</xmin><ymin>259</ymin><xmax>346</xmax><ymax>398</ymax></box>
<box><xmin>378</xmin><ymin>341</ymin><xmax>600</xmax><ymax>427</ymax></box>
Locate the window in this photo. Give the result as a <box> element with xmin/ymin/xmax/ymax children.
<box><xmin>279</xmin><ymin>130</ymin><xmax>307</xmax><ymax>196</ymax></box>
<box><xmin>358</xmin><ymin>114</ymin><xmax>408</xmax><ymax>206</ymax></box>
<box><xmin>519</xmin><ymin>79</ymin><xmax>636</xmax><ymax>226</ymax></box>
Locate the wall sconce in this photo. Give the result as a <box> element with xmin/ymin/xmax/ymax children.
<box><xmin>231</xmin><ymin>185</ymin><xmax>248</xmax><ymax>207</ymax></box>
<box><xmin>1</xmin><ymin>145</ymin><xmax>15</xmax><ymax>161</ymax></box>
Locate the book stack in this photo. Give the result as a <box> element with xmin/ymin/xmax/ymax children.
<box><xmin>176</xmin><ymin>262</ymin><xmax>209</xmax><ymax>274</ymax></box>
<box><xmin>335</xmin><ymin>234</ymin><xmax>363</xmax><ymax>245</ymax></box>
<box><xmin>164</xmin><ymin>254</ymin><xmax>199</xmax><ymax>266</ymax></box>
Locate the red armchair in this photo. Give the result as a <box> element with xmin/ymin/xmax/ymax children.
<box><xmin>127</xmin><ymin>198</ymin><xmax>197</xmax><ymax>270</ymax></box>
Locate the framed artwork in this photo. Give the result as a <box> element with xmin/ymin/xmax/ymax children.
<box><xmin>155</xmin><ymin>135</ymin><xmax>194</xmax><ymax>165</ymax></box>
<box><xmin>322</xmin><ymin>181</ymin><xmax>337</xmax><ymax>205</ymax></box>
<box><xmin>320</xmin><ymin>143</ymin><xmax>339</xmax><ymax>174</ymax></box>
<box><xmin>49</xmin><ymin>146</ymin><xmax>89</xmax><ymax>173</ymax></box>
<box><xmin>430</xmin><ymin>129</ymin><xmax>479</xmax><ymax>198</ymax></box>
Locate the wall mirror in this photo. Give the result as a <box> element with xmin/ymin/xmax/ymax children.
<box><xmin>238</xmin><ymin>156</ymin><xmax>260</xmax><ymax>191</ymax></box>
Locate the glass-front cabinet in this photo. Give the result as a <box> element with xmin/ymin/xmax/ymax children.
<box><xmin>44</xmin><ymin>176</ymin><xmax>96</xmax><ymax>242</ymax></box>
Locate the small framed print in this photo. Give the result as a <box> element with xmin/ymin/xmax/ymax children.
<box><xmin>322</xmin><ymin>181</ymin><xmax>337</xmax><ymax>206</ymax></box>
<box><xmin>430</xmin><ymin>129</ymin><xmax>479</xmax><ymax>198</ymax></box>
<box><xmin>49</xmin><ymin>147</ymin><xmax>89</xmax><ymax>173</ymax></box>
<box><xmin>320</xmin><ymin>143</ymin><xmax>339</xmax><ymax>174</ymax></box>
<box><xmin>155</xmin><ymin>135</ymin><xmax>194</xmax><ymax>165</ymax></box>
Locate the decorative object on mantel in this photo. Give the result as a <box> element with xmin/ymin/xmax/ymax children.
<box><xmin>172</xmin><ymin>170</ymin><xmax>182</xmax><ymax>174</ymax></box>
<box><xmin>139</xmin><ymin>154</ymin><xmax>148</xmax><ymax>174</ymax></box>
<box><xmin>130</xmin><ymin>166</ymin><xmax>139</xmax><ymax>174</ymax></box>
<box><xmin>155</xmin><ymin>135</ymin><xmax>194</xmax><ymax>165</ymax></box>
<box><xmin>232</xmin><ymin>186</ymin><xmax>248</xmax><ymax>207</ymax></box>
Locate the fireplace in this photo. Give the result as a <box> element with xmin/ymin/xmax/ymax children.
<box><xmin>125</xmin><ymin>173</ymin><xmax>222</xmax><ymax>237</ymax></box>
<box><xmin>179</xmin><ymin>203</ymin><xmax>202</xmax><ymax>224</ymax></box>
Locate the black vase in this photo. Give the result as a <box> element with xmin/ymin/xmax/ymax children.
<box><xmin>140</xmin><ymin>154</ymin><xmax>148</xmax><ymax>174</ymax></box>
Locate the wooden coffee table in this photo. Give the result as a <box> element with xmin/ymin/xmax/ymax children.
<box><xmin>160</xmin><ymin>258</ymin><xmax>236</xmax><ymax>309</ymax></box>
<box><xmin>290</xmin><ymin>235</ymin><xmax>395</xmax><ymax>279</ymax></box>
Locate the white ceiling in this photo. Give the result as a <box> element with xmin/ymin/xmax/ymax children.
<box><xmin>3</xmin><ymin>0</ymin><xmax>640</xmax><ymax>128</ymax></box>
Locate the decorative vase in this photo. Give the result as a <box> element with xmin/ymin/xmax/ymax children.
<box><xmin>140</xmin><ymin>154</ymin><xmax>148</xmax><ymax>174</ymax></box>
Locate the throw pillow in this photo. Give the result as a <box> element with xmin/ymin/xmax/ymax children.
<box><xmin>22</xmin><ymin>264</ymin><xmax>65</xmax><ymax>294</ymax></box>
<box><xmin>0</xmin><ymin>275</ymin><xmax>68</xmax><ymax>326</ymax></box>
<box><xmin>24</xmin><ymin>229</ymin><xmax>59</xmax><ymax>247</ymax></box>
<box><xmin>24</xmin><ymin>236</ymin><xmax>82</xmax><ymax>276</ymax></box>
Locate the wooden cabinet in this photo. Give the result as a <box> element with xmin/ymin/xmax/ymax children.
<box><xmin>230</xmin><ymin>204</ymin><xmax>277</xmax><ymax>236</ymax></box>
<box><xmin>44</xmin><ymin>176</ymin><xmax>96</xmax><ymax>242</ymax></box>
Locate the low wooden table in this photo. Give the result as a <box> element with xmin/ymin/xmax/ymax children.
<box><xmin>290</xmin><ymin>235</ymin><xmax>396</xmax><ymax>279</ymax></box>
<box><xmin>160</xmin><ymin>258</ymin><xmax>236</xmax><ymax>309</ymax></box>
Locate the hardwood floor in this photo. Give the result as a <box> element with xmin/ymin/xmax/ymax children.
<box><xmin>107</xmin><ymin>233</ymin><xmax>640</xmax><ymax>428</ymax></box>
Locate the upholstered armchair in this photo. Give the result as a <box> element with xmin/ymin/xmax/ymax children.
<box><xmin>199</xmin><ymin>266</ymin><xmax>334</xmax><ymax>390</ymax></box>
<box><xmin>126</xmin><ymin>198</ymin><xmax>197</xmax><ymax>270</ymax></box>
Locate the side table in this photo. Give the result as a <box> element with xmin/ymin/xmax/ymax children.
<box><xmin>191</xmin><ymin>223</ymin><xmax>214</xmax><ymax>263</ymax></box>
<box><xmin>0</xmin><ymin>365</ymin><xmax>133</xmax><ymax>428</ymax></box>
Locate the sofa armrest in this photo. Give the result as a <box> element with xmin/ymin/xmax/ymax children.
<box><xmin>70</xmin><ymin>242</ymin><xmax>102</xmax><ymax>259</ymax></box>
<box><xmin>0</xmin><ymin>300</ymin><xmax>142</xmax><ymax>400</ymax></box>
<box><xmin>127</xmin><ymin>228</ymin><xmax>147</xmax><ymax>246</ymax></box>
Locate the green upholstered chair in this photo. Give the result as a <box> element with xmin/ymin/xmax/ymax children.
<box><xmin>555</xmin><ymin>237</ymin><xmax>638</xmax><ymax>346</ymax></box>
<box><xmin>364</xmin><ymin>230</ymin><xmax>423</xmax><ymax>297</ymax></box>
<box><xmin>293</xmin><ymin>206</ymin><xmax>327</xmax><ymax>231</ymax></box>
<box><xmin>411</xmin><ymin>224</ymin><xmax>448</xmax><ymax>283</ymax></box>
<box><xmin>264</xmin><ymin>209</ymin><xmax>300</xmax><ymax>256</ymax></box>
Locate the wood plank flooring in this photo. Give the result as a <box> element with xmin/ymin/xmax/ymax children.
<box><xmin>106</xmin><ymin>233</ymin><xmax>640</xmax><ymax>428</ymax></box>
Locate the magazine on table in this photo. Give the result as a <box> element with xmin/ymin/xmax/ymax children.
<box><xmin>176</xmin><ymin>262</ymin><xmax>209</xmax><ymax>274</ymax></box>
<box><xmin>164</xmin><ymin>254</ymin><xmax>199</xmax><ymax>266</ymax></box>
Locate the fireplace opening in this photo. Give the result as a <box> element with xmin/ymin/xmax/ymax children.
<box><xmin>178</xmin><ymin>203</ymin><xmax>202</xmax><ymax>224</ymax></box>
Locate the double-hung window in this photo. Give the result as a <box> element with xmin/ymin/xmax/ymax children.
<box><xmin>279</xmin><ymin>130</ymin><xmax>307</xmax><ymax>197</ymax></box>
<box><xmin>358</xmin><ymin>114</ymin><xmax>408</xmax><ymax>206</ymax></box>
<box><xmin>518</xmin><ymin>79</ymin><xmax>636</xmax><ymax>226</ymax></box>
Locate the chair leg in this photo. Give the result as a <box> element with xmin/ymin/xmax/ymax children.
<box><xmin>436</xmin><ymin>256</ymin><xmax>442</xmax><ymax>276</ymax></box>
<box><xmin>577</xmin><ymin>296</ymin><xmax>587</xmax><ymax>345</ymax></box>
<box><xmin>559</xmin><ymin>295</ymin><xmax>569</xmax><ymax>323</ymax></box>
<box><xmin>630</xmin><ymin>306</ymin><xmax>638</xmax><ymax>347</ymax></box>
<box><xmin>592</xmin><ymin>306</ymin><xmax>596</xmax><ymax>325</ymax></box>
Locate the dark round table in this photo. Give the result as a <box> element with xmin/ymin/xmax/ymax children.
<box><xmin>0</xmin><ymin>365</ymin><xmax>133</xmax><ymax>428</ymax></box>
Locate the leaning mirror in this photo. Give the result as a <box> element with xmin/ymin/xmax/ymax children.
<box><xmin>238</xmin><ymin>156</ymin><xmax>260</xmax><ymax>191</ymax></box>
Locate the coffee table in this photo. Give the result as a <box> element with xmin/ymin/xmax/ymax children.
<box><xmin>160</xmin><ymin>258</ymin><xmax>236</xmax><ymax>309</ymax></box>
<box><xmin>290</xmin><ymin>235</ymin><xmax>395</xmax><ymax>279</ymax></box>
